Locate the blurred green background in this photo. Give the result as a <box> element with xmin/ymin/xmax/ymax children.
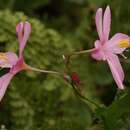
<box><xmin>0</xmin><ymin>0</ymin><xmax>130</xmax><ymax>130</ymax></box>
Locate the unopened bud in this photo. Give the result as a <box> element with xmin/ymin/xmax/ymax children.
<box><xmin>71</xmin><ymin>72</ymin><xmax>81</xmax><ymax>86</ymax></box>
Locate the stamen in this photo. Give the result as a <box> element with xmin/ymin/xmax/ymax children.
<box><xmin>125</xmin><ymin>49</ymin><xmax>129</xmax><ymax>52</ymax></box>
<box><xmin>120</xmin><ymin>54</ymin><xmax>127</xmax><ymax>59</ymax></box>
<box><xmin>119</xmin><ymin>39</ymin><xmax>129</xmax><ymax>48</ymax></box>
<box><xmin>0</xmin><ymin>53</ymin><xmax>9</xmax><ymax>67</ymax></box>
<box><xmin>0</xmin><ymin>53</ymin><xmax>8</xmax><ymax>61</ymax></box>
<box><xmin>62</xmin><ymin>55</ymin><xmax>66</xmax><ymax>60</ymax></box>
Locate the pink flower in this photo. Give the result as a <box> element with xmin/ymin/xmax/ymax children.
<box><xmin>91</xmin><ymin>6</ymin><xmax>130</xmax><ymax>89</ymax></box>
<box><xmin>0</xmin><ymin>22</ymin><xmax>32</xmax><ymax>101</ymax></box>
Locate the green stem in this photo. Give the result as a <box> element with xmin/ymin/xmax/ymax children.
<box><xmin>65</xmin><ymin>48</ymin><xmax>95</xmax><ymax>58</ymax></box>
<box><xmin>27</xmin><ymin>65</ymin><xmax>99</xmax><ymax>107</ymax></box>
<box><xmin>71</xmin><ymin>82</ymin><xmax>100</xmax><ymax>108</ymax></box>
<box><xmin>26</xmin><ymin>65</ymin><xmax>63</xmax><ymax>76</ymax></box>
<box><xmin>63</xmin><ymin>48</ymin><xmax>95</xmax><ymax>69</ymax></box>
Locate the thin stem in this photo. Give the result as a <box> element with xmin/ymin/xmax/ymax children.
<box><xmin>27</xmin><ymin>65</ymin><xmax>100</xmax><ymax>107</ymax></box>
<box><xmin>63</xmin><ymin>48</ymin><xmax>95</xmax><ymax>69</ymax></box>
<box><xmin>63</xmin><ymin>48</ymin><xmax>99</xmax><ymax>108</ymax></box>
<box><xmin>71</xmin><ymin>82</ymin><xmax>100</xmax><ymax>108</ymax></box>
<box><xmin>26</xmin><ymin>65</ymin><xmax>63</xmax><ymax>76</ymax></box>
<box><xmin>65</xmin><ymin>48</ymin><xmax>95</xmax><ymax>58</ymax></box>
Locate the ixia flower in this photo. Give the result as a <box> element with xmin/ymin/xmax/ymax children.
<box><xmin>91</xmin><ymin>6</ymin><xmax>130</xmax><ymax>89</ymax></box>
<box><xmin>0</xmin><ymin>22</ymin><xmax>32</xmax><ymax>101</ymax></box>
<box><xmin>0</xmin><ymin>22</ymin><xmax>62</xmax><ymax>101</ymax></box>
<box><xmin>0</xmin><ymin>22</ymin><xmax>61</xmax><ymax>101</ymax></box>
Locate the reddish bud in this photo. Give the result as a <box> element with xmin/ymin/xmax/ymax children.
<box><xmin>71</xmin><ymin>72</ymin><xmax>81</xmax><ymax>86</ymax></box>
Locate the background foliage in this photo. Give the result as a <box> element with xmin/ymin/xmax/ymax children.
<box><xmin>0</xmin><ymin>0</ymin><xmax>130</xmax><ymax>130</ymax></box>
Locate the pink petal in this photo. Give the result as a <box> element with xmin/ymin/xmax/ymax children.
<box><xmin>16</xmin><ymin>22</ymin><xmax>31</xmax><ymax>56</ymax></box>
<box><xmin>106</xmin><ymin>53</ymin><xmax>124</xmax><ymax>89</ymax></box>
<box><xmin>95</xmin><ymin>8</ymin><xmax>104</xmax><ymax>41</ymax></box>
<box><xmin>91</xmin><ymin>49</ymin><xmax>103</xmax><ymax>60</ymax></box>
<box><xmin>0</xmin><ymin>73</ymin><xmax>14</xmax><ymax>101</ymax></box>
<box><xmin>21</xmin><ymin>22</ymin><xmax>31</xmax><ymax>52</ymax></box>
<box><xmin>105</xmin><ymin>33</ymin><xmax>130</xmax><ymax>54</ymax></box>
<box><xmin>6</xmin><ymin>52</ymin><xmax>18</xmax><ymax>66</ymax></box>
<box><xmin>16</xmin><ymin>22</ymin><xmax>24</xmax><ymax>44</ymax></box>
<box><xmin>94</xmin><ymin>40</ymin><xmax>102</xmax><ymax>49</ymax></box>
<box><xmin>103</xmin><ymin>6</ymin><xmax>111</xmax><ymax>41</ymax></box>
<box><xmin>0</xmin><ymin>52</ymin><xmax>18</xmax><ymax>68</ymax></box>
<box><xmin>10</xmin><ymin>57</ymin><xmax>24</xmax><ymax>75</ymax></box>
<box><xmin>91</xmin><ymin>40</ymin><xmax>106</xmax><ymax>60</ymax></box>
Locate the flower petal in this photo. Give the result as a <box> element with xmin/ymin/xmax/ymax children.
<box><xmin>106</xmin><ymin>53</ymin><xmax>124</xmax><ymax>89</ymax></box>
<box><xmin>21</xmin><ymin>22</ymin><xmax>31</xmax><ymax>52</ymax></box>
<box><xmin>0</xmin><ymin>73</ymin><xmax>14</xmax><ymax>101</ymax></box>
<box><xmin>16</xmin><ymin>22</ymin><xmax>31</xmax><ymax>56</ymax></box>
<box><xmin>95</xmin><ymin>8</ymin><xmax>103</xmax><ymax>41</ymax></box>
<box><xmin>0</xmin><ymin>52</ymin><xmax>18</xmax><ymax>68</ymax></box>
<box><xmin>91</xmin><ymin>40</ymin><xmax>105</xmax><ymax>60</ymax></box>
<box><xmin>91</xmin><ymin>49</ymin><xmax>104</xmax><ymax>61</ymax></box>
<box><xmin>16</xmin><ymin>22</ymin><xmax>24</xmax><ymax>45</ymax></box>
<box><xmin>103</xmin><ymin>6</ymin><xmax>111</xmax><ymax>41</ymax></box>
<box><xmin>10</xmin><ymin>57</ymin><xmax>24</xmax><ymax>75</ymax></box>
<box><xmin>6</xmin><ymin>52</ymin><xmax>18</xmax><ymax>66</ymax></box>
<box><xmin>105</xmin><ymin>33</ymin><xmax>130</xmax><ymax>54</ymax></box>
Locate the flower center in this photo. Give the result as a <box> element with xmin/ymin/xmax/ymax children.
<box><xmin>0</xmin><ymin>53</ymin><xmax>8</xmax><ymax>62</ymax></box>
<box><xmin>118</xmin><ymin>39</ymin><xmax>129</xmax><ymax>48</ymax></box>
<box><xmin>0</xmin><ymin>53</ymin><xmax>10</xmax><ymax>68</ymax></box>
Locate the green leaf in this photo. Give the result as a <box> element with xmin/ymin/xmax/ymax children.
<box><xmin>96</xmin><ymin>89</ymin><xmax>130</xmax><ymax>130</ymax></box>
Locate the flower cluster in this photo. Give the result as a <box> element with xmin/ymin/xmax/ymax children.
<box><xmin>0</xmin><ymin>6</ymin><xmax>129</xmax><ymax>102</ymax></box>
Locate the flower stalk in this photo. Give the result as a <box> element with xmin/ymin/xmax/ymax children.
<box><xmin>26</xmin><ymin>65</ymin><xmax>63</xmax><ymax>76</ymax></box>
<box><xmin>71</xmin><ymin>81</ymin><xmax>100</xmax><ymax>108</ymax></box>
